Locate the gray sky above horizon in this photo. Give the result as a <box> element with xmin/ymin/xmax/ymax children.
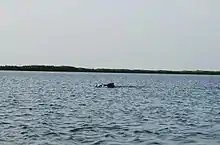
<box><xmin>0</xmin><ymin>0</ymin><xmax>219</xmax><ymax>70</ymax></box>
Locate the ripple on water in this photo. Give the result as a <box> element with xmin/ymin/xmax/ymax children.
<box><xmin>0</xmin><ymin>72</ymin><xmax>220</xmax><ymax>145</ymax></box>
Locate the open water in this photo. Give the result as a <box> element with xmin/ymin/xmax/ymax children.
<box><xmin>0</xmin><ymin>71</ymin><xmax>220</xmax><ymax>145</ymax></box>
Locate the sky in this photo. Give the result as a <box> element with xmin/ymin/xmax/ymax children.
<box><xmin>0</xmin><ymin>0</ymin><xmax>220</xmax><ymax>70</ymax></box>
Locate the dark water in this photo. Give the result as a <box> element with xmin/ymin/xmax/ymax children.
<box><xmin>0</xmin><ymin>71</ymin><xmax>220</xmax><ymax>145</ymax></box>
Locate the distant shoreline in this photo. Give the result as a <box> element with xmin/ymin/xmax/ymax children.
<box><xmin>0</xmin><ymin>65</ymin><xmax>219</xmax><ymax>75</ymax></box>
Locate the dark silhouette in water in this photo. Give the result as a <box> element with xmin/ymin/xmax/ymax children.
<box><xmin>95</xmin><ymin>83</ymin><xmax>145</xmax><ymax>89</ymax></box>
<box><xmin>96</xmin><ymin>83</ymin><xmax>115</xmax><ymax>88</ymax></box>
<box><xmin>104</xmin><ymin>83</ymin><xmax>115</xmax><ymax>88</ymax></box>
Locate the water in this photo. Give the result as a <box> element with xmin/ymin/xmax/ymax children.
<box><xmin>0</xmin><ymin>71</ymin><xmax>220</xmax><ymax>145</ymax></box>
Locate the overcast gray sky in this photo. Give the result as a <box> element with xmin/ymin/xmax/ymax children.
<box><xmin>0</xmin><ymin>0</ymin><xmax>219</xmax><ymax>70</ymax></box>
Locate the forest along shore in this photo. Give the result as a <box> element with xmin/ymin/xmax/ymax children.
<box><xmin>0</xmin><ymin>65</ymin><xmax>219</xmax><ymax>75</ymax></box>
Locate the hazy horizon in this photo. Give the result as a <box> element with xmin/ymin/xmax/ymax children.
<box><xmin>1</xmin><ymin>0</ymin><xmax>220</xmax><ymax>70</ymax></box>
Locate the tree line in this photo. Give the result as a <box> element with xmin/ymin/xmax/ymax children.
<box><xmin>0</xmin><ymin>65</ymin><xmax>219</xmax><ymax>75</ymax></box>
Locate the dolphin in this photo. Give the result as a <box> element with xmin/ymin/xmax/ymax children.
<box><xmin>103</xmin><ymin>83</ymin><xmax>115</xmax><ymax>88</ymax></box>
<box><xmin>96</xmin><ymin>83</ymin><xmax>115</xmax><ymax>88</ymax></box>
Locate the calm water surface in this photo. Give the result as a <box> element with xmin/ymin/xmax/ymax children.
<box><xmin>0</xmin><ymin>71</ymin><xmax>220</xmax><ymax>145</ymax></box>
